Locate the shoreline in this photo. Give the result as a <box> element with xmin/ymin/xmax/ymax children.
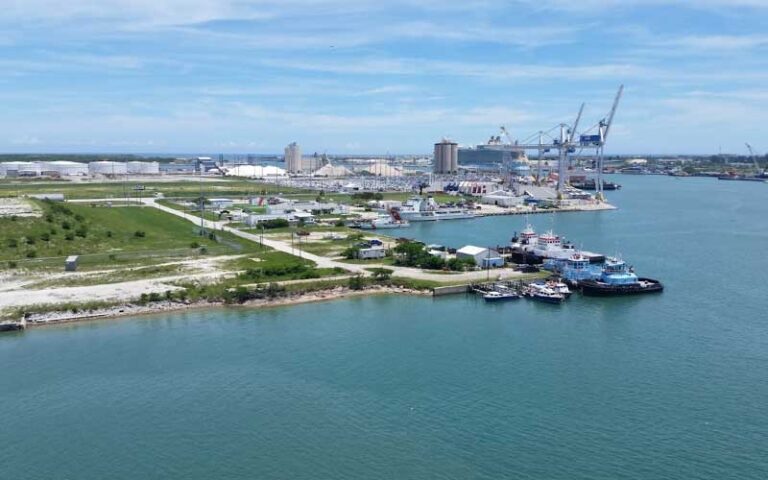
<box><xmin>16</xmin><ymin>285</ymin><xmax>432</xmax><ymax>329</ymax></box>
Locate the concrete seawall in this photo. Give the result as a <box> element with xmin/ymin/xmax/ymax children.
<box><xmin>432</xmin><ymin>285</ymin><xmax>470</xmax><ymax>296</ymax></box>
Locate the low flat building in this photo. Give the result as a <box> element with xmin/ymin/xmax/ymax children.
<box><xmin>357</xmin><ymin>246</ymin><xmax>386</xmax><ymax>260</ymax></box>
<box><xmin>456</xmin><ymin>245</ymin><xmax>503</xmax><ymax>267</ymax></box>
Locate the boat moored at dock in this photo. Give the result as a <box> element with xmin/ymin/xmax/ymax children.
<box><xmin>579</xmin><ymin>258</ymin><xmax>663</xmax><ymax>296</ymax></box>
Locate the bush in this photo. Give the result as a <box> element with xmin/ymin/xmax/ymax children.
<box><xmin>371</xmin><ymin>267</ymin><xmax>393</xmax><ymax>282</ymax></box>
<box><xmin>49</xmin><ymin>228</ymin><xmax>57</xmax><ymax>235</ymax></box>
<box><xmin>190</xmin><ymin>241</ymin><xmax>200</xmax><ymax>249</ymax></box>
<box><xmin>65</xmin><ymin>233</ymin><xmax>75</xmax><ymax>241</ymax></box>
<box><xmin>75</xmin><ymin>227</ymin><xmax>88</xmax><ymax>238</ymax></box>
<box><xmin>25</xmin><ymin>237</ymin><xmax>36</xmax><ymax>245</ymax></box>
<box><xmin>74</xmin><ymin>214</ymin><xmax>85</xmax><ymax>222</ymax></box>
<box><xmin>134</xmin><ymin>230</ymin><xmax>146</xmax><ymax>238</ymax></box>
<box><xmin>26</xmin><ymin>250</ymin><xmax>37</xmax><ymax>258</ymax></box>
<box><xmin>334</xmin><ymin>220</ymin><xmax>345</xmax><ymax>227</ymax></box>
<box><xmin>7</xmin><ymin>261</ymin><xmax>18</xmax><ymax>269</ymax></box>
<box><xmin>105</xmin><ymin>230</ymin><xmax>112</xmax><ymax>238</ymax></box>
<box><xmin>108</xmin><ymin>254</ymin><xmax>117</xmax><ymax>261</ymax></box>
<box><xmin>61</xmin><ymin>221</ymin><xmax>71</xmax><ymax>230</ymax></box>
<box><xmin>257</xmin><ymin>218</ymin><xmax>290</xmax><ymax>229</ymax></box>
<box><xmin>6</xmin><ymin>238</ymin><xmax>18</xmax><ymax>248</ymax></box>
<box><xmin>348</xmin><ymin>274</ymin><xmax>365</xmax><ymax>290</ymax></box>
<box><xmin>342</xmin><ymin>246</ymin><xmax>360</xmax><ymax>259</ymax></box>
<box><xmin>40</xmin><ymin>233</ymin><xmax>51</xmax><ymax>242</ymax></box>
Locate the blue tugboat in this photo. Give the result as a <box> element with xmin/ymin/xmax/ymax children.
<box><xmin>579</xmin><ymin>258</ymin><xmax>663</xmax><ymax>296</ymax></box>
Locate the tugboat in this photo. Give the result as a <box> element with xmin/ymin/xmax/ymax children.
<box><xmin>579</xmin><ymin>258</ymin><xmax>663</xmax><ymax>296</ymax></box>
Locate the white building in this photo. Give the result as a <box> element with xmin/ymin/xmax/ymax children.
<box><xmin>89</xmin><ymin>161</ymin><xmax>127</xmax><ymax>175</ymax></box>
<box><xmin>221</xmin><ymin>165</ymin><xmax>287</xmax><ymax>178</ymax></box>
<box><xmin>208</xmin><ymin>198</ymin><xmax>234</xmax><ymax>209</ymax></box>
<box><xmin>357</xmin><ymin>245</ymin><xmax>386</xmax><ymax>260</ymax></box>
<box><xmin>434</xmin><ymin>138</ymin><xmax>458</xmax><ymax>174</ymax></box>
<box><xmin>285</xmin><ymin>142</ymin><xmax>302</xmax><ymax>174</ymax></box>
<box><xmin>456</xmin><ymin>245</ymin><xmax>502</xmax><ymax>267</ymax></box>
<box><xmin>481</xmin><ymin>190</ymin><xmax>525</xmax><ymax>207</ymax></box>
<box><xmin>0</xmin><ymin>161</ymin><xmax>39</xmax><ymax>177</ymax></box>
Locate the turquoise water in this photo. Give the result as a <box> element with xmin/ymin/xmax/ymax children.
<box><xmin>2</xmin><ymin>176</ymin><xmax>768</xmax><ymax>479</ymax></box>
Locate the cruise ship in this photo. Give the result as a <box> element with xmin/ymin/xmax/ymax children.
<box><xmin>396</xmin><ymin>196</ymin><xmax>475</xmax><ymax>222</ymax></box>
<box><xmin>459</xmin><ymin>136</ymin><xmax>531</xmax><ymax>176</ymax></box>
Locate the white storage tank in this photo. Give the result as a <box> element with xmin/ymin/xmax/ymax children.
<box><xmin>0</xmin><ymin>161</ymin><xmax>40</xmax><ymax>177</ymax></box>
<box><xmin>88</xmin><ymin>161</ymin><xmax>127</xmax><ymax>175</ymax></box>
<box><xmin>127</xmin><ymin>161</ymin><xmax>160</xmax><ymax>174</ymax></box>
<box><xmin>40</xmin><ymin>161</ymin><xmax>89</xmax><ymax>176</ymax></box>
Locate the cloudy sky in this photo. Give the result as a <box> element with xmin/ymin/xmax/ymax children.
<box><xmin>1</xmin><ymin>0</ymin><xmax>767</xmax><ymax>154</ymax></box>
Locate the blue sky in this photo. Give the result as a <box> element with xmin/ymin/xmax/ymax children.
<box><xmin>1</xmin><ymin>0</ymin><xmax>767</xmax><ymax>155</ymax></box>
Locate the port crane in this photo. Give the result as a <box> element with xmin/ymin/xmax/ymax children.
<box><xmin>745</xmin><ymin>142</ymin><xmax>765</xmax><ymax>175</ymax></box>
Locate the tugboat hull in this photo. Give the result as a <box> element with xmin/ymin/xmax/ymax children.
<box><xmin>579</xmin><ymin>278</ymin><xmax>663</xmax><ymax>296</ymax></box>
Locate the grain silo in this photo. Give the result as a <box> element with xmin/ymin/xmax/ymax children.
<box><xmin>433</xmin><ymin>138</ymin><xmax>458</xmax><ymax>174</ymax></box>
<box><xmin>284</xmin><ymin>142</ymin><xmax>302</xmax><ymax>174</ymax></box>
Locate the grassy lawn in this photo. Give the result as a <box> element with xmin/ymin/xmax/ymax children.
<box><xmin>0</xmin><ymin>201</ymin><xmax>260</xmax><ymax>271</ymax></box>
<box><xmin>156</xmin><ymin>199</ymin><xmax>221</xmax><ymax>221</ymax></box>
<box><xmin>0</xmin><ymin>178</ymin><xmax>302</xmax><ymax>200</ymax></box>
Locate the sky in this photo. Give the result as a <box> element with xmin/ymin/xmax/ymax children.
<box><xmin>1</xmin><ymin>0</ymin><xmax>767</xmax><ymax>155</ymax></box>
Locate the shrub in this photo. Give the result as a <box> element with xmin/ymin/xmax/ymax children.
<box><xmin>65</xmin><ymin>233</ymin><xmax>75</xmax><ymax>241</ymax></box>
<box><xmin>198</xmin><ymin>246</ymin><xmax>208</xmax><ymax>254</ymax></box>
<box><xmin>25</xmin><ymin>237</ymin><xmax>36</xmax><ymax>245</ymax></box>
<box><xmin>134</xmin><ymin>230</ymin><xmax>146</xmax><ymax>238</ymax></box>
<box><xmin>40</xmin><ymin>233</ymin><xmax>51</xmax><ymax>242</ymax></box>
<box><xmin>190</xmin><ymin>241</ymin><xmax>200</xmax><ymax>249</ymax></box>
<box><xmin>49</xmin><ymin>228</ymin><xmax>57</xmax><ymax>235</ymax></box>
<box><xmin>348</xmin><ymin>274</ymin><xmax>365</xmax><ymax>290</ymax></box>
<box><xmin>26</xmin><ymin>250</ymin><xmax>37</xmax><ymax>258</ymax></box>
<box><xmin>257</xmin><ymin>218</ymin><xmax>290</xmax><ymax>229</ymax></box>
<box><xmin>108</xmin><ymin>254</ymin><xmax>117</xmax><ymax>261</ymax></box>
<box><xmin>105</xmin><ymin>230</ymin><xmax>112</xmax><ymax>238</ymax></box>
<box><xmin>75</xmin><ymin>227</ymin><xmax>88</xmax><ymax>238</ymax></box>
<box><xmin>10</xmin><ymin>215</ymin><xmax>17</xmax><ymax>221</ymax></box>
<box><xmin>371</xmin><ymin>267</ymin><xmax>393</xmax><ymax>282</ymax></box>
<box><xmin>7</xmin><ymin>261</ymin><xmax>18</xmax><ymax>268</ymax></box>
<box><xmin>6</xmin><ymin>238</ymin><xmax>18</xmax><ymax>248</ymax></box>
<box><xmin>334</xmin><ymin>220</ymin><xmax>345</xmax><ymax>227</ymax></box>
<box><xmin>74</xmin><ymin>214</ymin><xmax>85</xmax><ymax>222</ymax></box>
<box><xmin>148</xmin><ymin>292</ymin><xmax>162</xmax><ymax>302</ymax></box>
<box><xmin>61</xmin><ymin>221</ymin><xmax>71</xmax><ymax>230</ymax></box>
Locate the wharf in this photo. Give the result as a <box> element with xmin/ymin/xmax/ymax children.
<box><xmin>476</xmin><ymin>203</ymin><xmax>616</xmax><ymax>217</ymax></box>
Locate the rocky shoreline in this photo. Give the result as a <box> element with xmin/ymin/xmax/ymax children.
<box><xmin>18</xmin><ymin>285</ymin><xmax>430</xmax><ymax>328</ymax></box>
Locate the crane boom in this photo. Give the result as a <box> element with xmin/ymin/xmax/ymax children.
<box><xmin>745</xmin><ymin>142</ymin><xmax>758</xmax><ymax>171</ymax></box>
<box><xmin>602</xmin><ymin>84</ymin><xmax>624</xmax><ymax>143</ymax></box>
<box><xmin>569</xmin><ymin>103</ymin><xmax>585</xmax><ymax>143</ymax></box>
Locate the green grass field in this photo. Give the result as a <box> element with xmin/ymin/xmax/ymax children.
<box><xmin>0</xmin><ymin>178</ymin><xmax>301</xmax><ymax>200</ymax></box>
<box><xmin>0</xmin><ymin>201</ymin><xmax>260</xmax><ymax>270</ymax></box>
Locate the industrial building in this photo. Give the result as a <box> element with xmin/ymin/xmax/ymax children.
<box><xmin>285</xmin><ymin>142</ymin><xmax>302</xmax><ymax>174</ymax></box>
<box><xmin>433</xmin><ymin>138</ymin><xmax>458</xmax><ymax>174</ymax></box>
<box><xmin>0</xmin><ymin>161</ymin><xmax>41</xmax><ymax>177</ymax></box>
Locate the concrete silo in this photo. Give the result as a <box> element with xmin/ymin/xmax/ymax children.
<box><xmin>434</xmin><ymin>138</ymin><xmax>458</xmax><ymax>174</ymax></box>
<box><xmin>284</xmin><ymin>142</ymin><xmax>302</xmax><ymax>174</ymax></box>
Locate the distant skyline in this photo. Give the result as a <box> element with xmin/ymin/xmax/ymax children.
<box><xmin>1</xmin><ymin>1</ymin><xmax>767</xmax><ymax>155</ymax></box>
